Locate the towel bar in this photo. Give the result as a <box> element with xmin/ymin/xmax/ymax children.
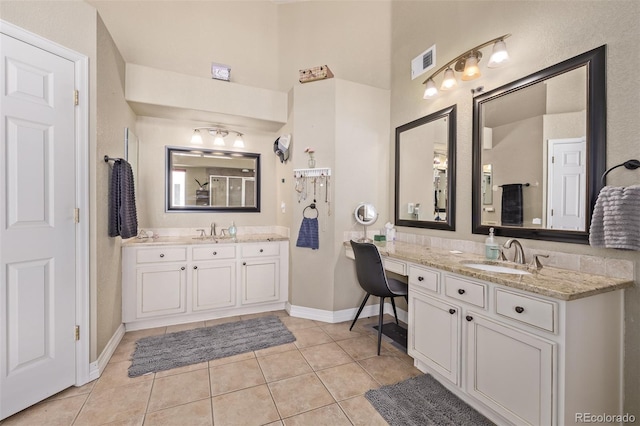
<box><xmin>601</xmin><ymin>159</ymin><xmax>640</xmax><ymax>185</ymax></box>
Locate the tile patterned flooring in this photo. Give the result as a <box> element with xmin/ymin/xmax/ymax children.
<box><xmin>1</xmin><ymin>311</ymin><xmax>421</xmax><ymax>425</ymax></box>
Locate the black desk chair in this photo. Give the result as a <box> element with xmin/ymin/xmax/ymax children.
<box><xmin>349</xmin><ymin>240</ymin><xmax>408</xmax><ymax>355</ymax></box>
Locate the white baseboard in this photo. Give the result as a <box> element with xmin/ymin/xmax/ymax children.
<box><xmin>89</xmin><ymin>323</ymin><xmax>126</xmax><ymax>381</ymax></box>
<box><xmin>288</xmin><ymin>301</ymin><xmax>407</xmax><ymax>324</ymax></box>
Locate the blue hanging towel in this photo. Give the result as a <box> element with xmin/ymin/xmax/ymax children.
<box><xmin>296</xmin><ymin>217</ymin><xmax>319</xmax><ymax>250</ymax></box>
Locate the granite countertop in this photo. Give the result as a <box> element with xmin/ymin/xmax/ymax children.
<box><xmin>344</xmin><ymin>241</ymin><xmax>634</xmax><ymax>301</ymax></box>
<box><xmin>123</xmin><ymin>233</ymin><xmax>288</xmax><ymax>247</ymax></box>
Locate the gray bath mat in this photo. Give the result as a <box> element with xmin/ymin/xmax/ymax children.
<box><xmin>128</xmin><ymin>316</ymin><xmax>295</xmax><ymax>377</ymax></box>
<box><xmin>365</xmin><ymin>374</ymin><xmax>494</xmax><ymax>426</ymax></box>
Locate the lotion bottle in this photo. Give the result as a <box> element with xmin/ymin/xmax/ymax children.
<box><xmin>485</xmin><ymin>227</ymin><xmax>499</xmax><ymax>260</ymax></box>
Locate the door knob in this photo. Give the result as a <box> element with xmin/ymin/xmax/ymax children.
<box><xmin>466</xmin><ymin>315</ymin><xmax>473</xmax><ymax>322</ymax></box>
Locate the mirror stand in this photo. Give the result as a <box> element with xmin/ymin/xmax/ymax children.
<box><xmin>354</xmin><ymin>202</ymin><xmax>378</xmax><ymax>243</ymax></box>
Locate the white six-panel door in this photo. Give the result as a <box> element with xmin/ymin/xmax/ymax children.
<box><xmin>0</xmin><ymin>32</ymin><xmax>77</xmax><ymax>419</ymax></box>
<box><xmin>547</xmin><ymin>137</ymin><xmax>586</xmax><ymax>231</ymax></box>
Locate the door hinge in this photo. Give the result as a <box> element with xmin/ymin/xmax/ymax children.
<box><xmin>74</xmin><ymin>90</ymin><xmax>79</xmax><ymax>106</ymax></box>
<box><xmin>551</xmin><ymin>156</ymin><xmax>555</xmax><ymax>164</ymax></box>
<box><xmin>75</xmin><ymin>325</ymin><xmax>80</xmax><ymax>341</ymax></box>
<box><xmin>74</xmin><ymin>208</ymin><xmax>80</xmax><ymax>223</ymax></box>
<box><xmin>551</xmin><ymin>209</ymin><xmax>554</xmax><ymax>216</ymax></box>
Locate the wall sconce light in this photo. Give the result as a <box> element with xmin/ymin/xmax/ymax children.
<box><xmin>423</xmin><ymin>34</ymin><xmax>511</xmax><ymax>99</ymax></box>
<box><xmin>190</xmin><ymin>127</ymin><xmax>245</xmax><ymax>148</ymax></box>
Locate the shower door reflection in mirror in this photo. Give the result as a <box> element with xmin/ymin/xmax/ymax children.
<box><xmin>166</xmin><ymin>146</ymin><xmax>260</xmax><ymax>212</ymax></box>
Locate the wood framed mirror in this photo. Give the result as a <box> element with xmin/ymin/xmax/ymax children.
<box><xmin>472</xmin><ymin>45</ymin><xmax>606</xmax><ymax>243</ymax></box>
<box><xmin>166</xmin><ymin>146</ymin><xmax>260</xmax><ymax>212</ymax></box>
<box><xmin>395</xmin><ymin>105</ymin><xmax>456</xmax><ymax>231</ymax></box>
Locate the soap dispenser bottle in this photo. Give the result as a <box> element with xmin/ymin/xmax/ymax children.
<box><xmin>485</xmin><ymin>227</ymin><xmax>499</xmax><ymax>260</ymax></box>
<box><xmin>228</xmin><ymin>221</ymin><xmax>237</xmax><ymax>239</ymax></box>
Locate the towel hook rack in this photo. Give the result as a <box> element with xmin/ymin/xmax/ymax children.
<box><xmin>601</xmin><ymin>159</ymin><xmax>640</xmax><ymax>185</ymax></box>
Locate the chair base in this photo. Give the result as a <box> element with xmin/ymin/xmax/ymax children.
<box><xmin>349</xmin><ymin>293</ymin><xmax>404</xmax><ymax>355</ymax></box>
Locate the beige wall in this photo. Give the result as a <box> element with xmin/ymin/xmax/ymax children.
<box><xmin>277</xmin><ymin>1</ymin><xmax>391</xmax><ymax>91</ymax></box>
<box><xmin>390</xmin><ymin>0</ymin><xmax>640</xmax><ymax>412</ymax></box>
<box><xmin>88</xmin><ymin>1</ymin><xmax>281</xmax><ymax>91</ymax></box>
<box><xmin>135</xmin><ymin>116</ymin><xmax>279</xmax><ymax>229</ymax></box>
<box><xmin>96</xmin><ymin>15</ymin><xmax>137</xmax><ymax>356</ymax></box>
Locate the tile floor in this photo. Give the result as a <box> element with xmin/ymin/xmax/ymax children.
<box><xmin>1</xmin><ymin>311</ymin><xmax>421</xmax><ymax>425</ymax></box>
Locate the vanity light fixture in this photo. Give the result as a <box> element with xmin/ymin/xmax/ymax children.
<box><xmin>423</xmin><ymin>34</ymin><xmax>511</xmax><ymax>99</ymax></box>
<box><xmin>190</xmin><ymin>127</ymin><xmax>245</xmax><ymax>148</ymax></box>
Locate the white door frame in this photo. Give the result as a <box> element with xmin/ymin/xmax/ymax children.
<box><xmin>0</xmin><ymin>19</ymin><xmax>90</xmax><ymax>387</ymax></box>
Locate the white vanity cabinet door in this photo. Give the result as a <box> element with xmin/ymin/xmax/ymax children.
<box><xmin>241</xmin><ymin>258</ymin><xmax>279</xmax><ymax>305</ymax></box>
<box><xmin>136</xmin><ymin>263</ymin><xmax>187</xmax><ymax>318</ymax></box>
<box><xmin>191</xmin><ymin>260</ymin><xmax>236</xmax><ymax>311</ymax></box>
<box><xmin>465</xmin><ymin>312</ymin><xmax>554</xmax><ymax>426</ymax></box>
<box><xmin>408</xmin><ymin>289</ymin><xmax>460</xmax><ymax>385</ymax></box>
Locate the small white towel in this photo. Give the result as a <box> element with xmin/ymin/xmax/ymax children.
<box><xmin>589</xmin><ymin>185</ymin><xmax>640</xmax><ymax>250</ymax></box>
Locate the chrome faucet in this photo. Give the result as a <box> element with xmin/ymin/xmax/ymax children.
<box><xmin>503</xmin><ymin>239</ymin><xmax>526</xmax><ymax>264</ymax></box>
<box><xmin>211</xmin><ymin>222</ymin><xmax>216</xmax><ymax>237</ymax></box>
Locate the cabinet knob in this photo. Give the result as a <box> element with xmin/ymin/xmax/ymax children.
<box><xmin>466</xmin><ymin>315</ymin><xmax>473</xmax><ymax>322</ymax></box>
<box><xmin>193</xmin><ymin>266</ymin><xmax>198</xmax><ymax>270</ymax></box>
<box><xmin>212</xmin><ymin>251</ymin><xmax>217</xmax><ymax>256</ymax></box>
<box><xmin>418</xmin><ymin>276</ymin><xmax>424</xmax><ymax>282</ymax></box>
<box><xmin>180</xmin><ymin>267</ymin><xmax>185</xmax><ymax>270</ymax></box>
<box><xmin>259</xmin><ymin>249</ymin><xmax>264</xmax><ymax>253</ymax></box>
<box><xmin>243</xmin><ymin>262</ymin><xmax>247</xmax><ymax>266</ymax></box>
<box><xmin>159</xmin><ymin>253</ymin><xmax>165</xmax><ymax>258</ymax></box>
<box><xmin>458</xmin><ymin>289</ymin><xmax>465</xmax><ymax>295</ymax></box>
<box><xmin>449</xmin><ymin>308</ymin><xmax>456</xmax><ymax>315</ymax></box>
<box><xmin>515</xmin><ymin>306</ymin><xmax>525</xmax><ymax>314</ymax></box>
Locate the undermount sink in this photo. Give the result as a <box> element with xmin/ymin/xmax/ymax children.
<box><xmin>462</xmin><ymin>262</ymin><xmax>531</xmax><ymax>275</ymax></box>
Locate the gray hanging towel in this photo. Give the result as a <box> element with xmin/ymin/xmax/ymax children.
<box><xmin>501</xmin><ymin>184</ymin><xmax>523</xmax><ymax>226</ymax></box>
<box><xmin>108</xmin><ymin>159</ymin><xmax>138</xmax><ymax>239</ymax></box>
<box><xmin>296</xmin><ymin>217</ymin><xmax>319</xmax><ymax>250</ymax></box>
<box><xmin>589</xmin><ymin>185</ymin><xmax>640</xmax><ymax>250</ymax></box>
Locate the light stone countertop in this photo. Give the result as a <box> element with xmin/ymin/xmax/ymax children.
<box><xmin>345</xmin><ymin>241</ymin><xmax>634</xmax><ymax>301</ymax></box>
<box><xmin>122</xmin><ymin>233</ymin><xmax>288</xmax><ymax>247</ymax></box>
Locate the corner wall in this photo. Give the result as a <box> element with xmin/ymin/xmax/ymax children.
<box><xmin>95</xmin><ymin>15</ymin><xmax>137</xmax><ymax>356</ymax></box>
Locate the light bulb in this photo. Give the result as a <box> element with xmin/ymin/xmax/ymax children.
<box><xmin>461</xmin><ymin>53</ymin><xmax>481</xmax><ymax>81</ymax></box>
<box><xmin>488</xmin><ymin>39</ymin><xmax>509</xmax><ymax>68</ymax></box>
<box><xmin>423</xmin><ymin>79</ymin><xmax>438</xmax><ymax>99</ymax></box>
<box><xmin>214</xmin><ymin>131</ymin><xmax>225</xmax><ymax>146</ymax></box>
<box><xmin>233</xmin><ymin>133</ymin><xmax>245</xmax><ymax>148</ymax></box>
<box><xmin>191</xmin><ymin>129</ymin><xmax>203</xmax><ymax>145</ymax></box>
<box><xmin>440</xmin><ymin>68</ymin><xmax>458</xmax><ymax>90</ymax></box>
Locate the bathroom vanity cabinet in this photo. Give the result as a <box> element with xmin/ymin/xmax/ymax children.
<box><xmin>122</xmin><ymin>239</ymin><xmax>288</xmax><ymax>330</ymax></box>
<box><xmin>345</xmin><ymin>242</ymin><xmax>630</xmax><ymax>426</ymax></box>
<box><xmin>407</xmin><ymin>265</ymin><xmax>623</xmax><ymax>426</ymax></box>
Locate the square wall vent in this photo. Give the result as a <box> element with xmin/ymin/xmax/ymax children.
<box><xmin>411</xmin><ymin>44</ymin><xmax>436</xmax><ymax>80</ymax></box>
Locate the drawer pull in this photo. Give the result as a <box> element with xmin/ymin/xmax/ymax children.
<box><xmin>515</xmin><ymin>306</ymin><xmax>525</xmax><ymax>314</ymax></box>
<box><xmin>159</xmin><ymin>253</ymin><xmax>165</xmax><ymax>258</ymax></box>
<box><xmin>212</xmin><ymin>251</ymin><xmax>217</xmax><ymax>255</ymax></box>
<box><xmin>243</xmin><ymin>262</ymin><xmax>247</xmax><ymax>266</ymax></box>
<box><xmin>466</xmin><ymin>315</ymin><xmax>473</xmax><ymax>322</ymax></box>
<box><xmin>449</xmin><ymin>308</ymin><xmax>456</xmax><ymax>315</ymax></box>
<box><xmin>458</xmin><ymin>289</ymin><xmax>465</xmax><ymax>295</ymax></box>
<box><xmin>180</xmin><ymin>267</ymin><xmax>185</xmax><ymax>270</ymax></box>
<box><xmin>259</xmin><ymin>249</ymin><xmax>264</xmax><ymax>253</ymax></box>
<box><xmin>418</xmin><ymin>276</ymin><xmax>424</xmax><ymax>281</ymax></box>
<box><xmin>193</xmin><ymin>266</ymin><xmax>198</xmax><ymax>270</ymax></box>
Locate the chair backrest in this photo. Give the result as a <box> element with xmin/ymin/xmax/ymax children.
<box><xmin>350</xmin><ymin>240</ymin><xmax>392</xmax><ymax>297</ymax></box>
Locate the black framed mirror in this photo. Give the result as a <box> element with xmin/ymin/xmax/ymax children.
<box><xmin>472</xmin><ymin>45</ymin><xmax>606</xmax><ymax>243</ymax></box>
<box><xmin>166</xmin><ymin>146</ymin><xmax>260</xmax><ymax>212</ymax></box>
<box><xmin>395</xmin><ymin>105</ymin><xmax>456</xmax><ymax>231</ymax></box>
